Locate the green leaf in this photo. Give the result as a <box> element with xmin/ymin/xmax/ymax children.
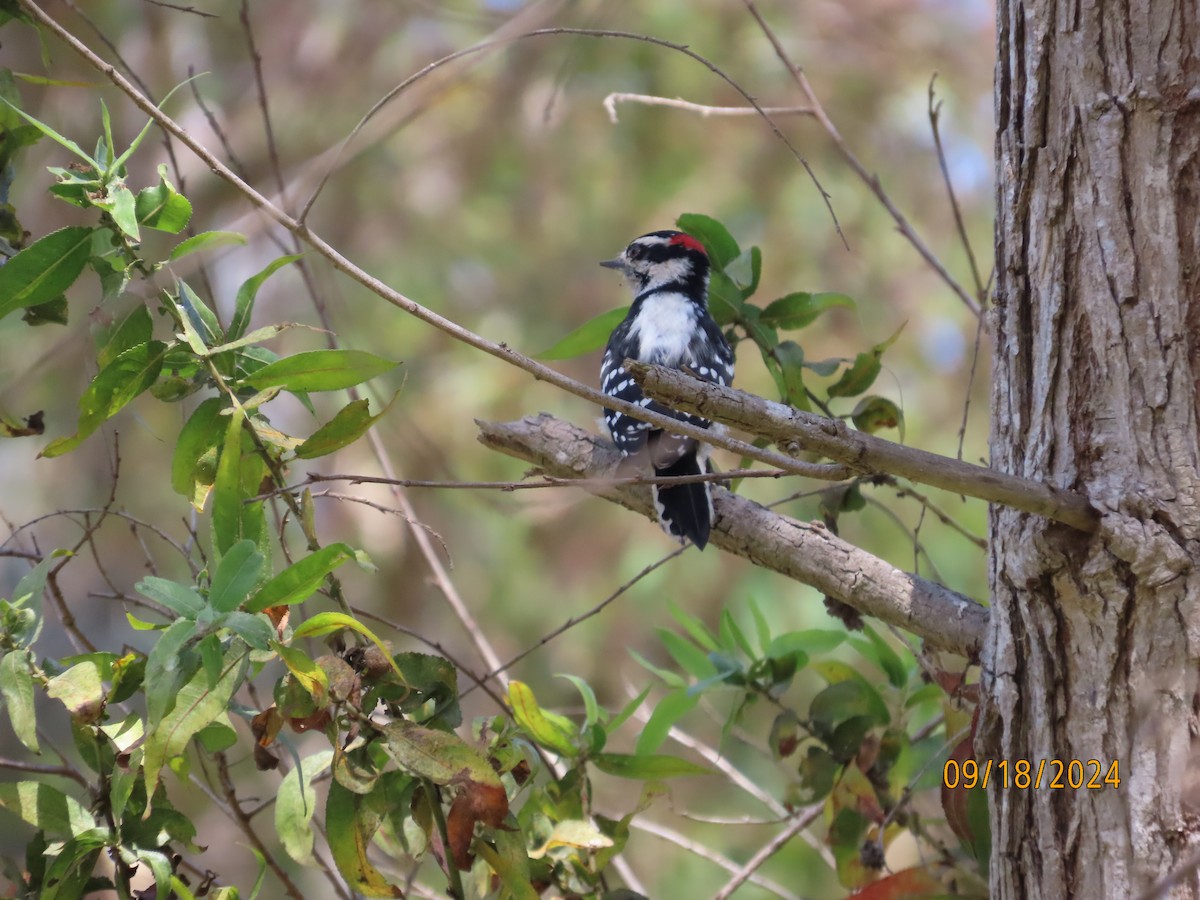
<box><xmin>22</xmin><ymin>294</ymin><xmax>68</xmax><ymax>326</ymax></box>
<box><xmin>168</xmin><ymin>229</ymin><xmax>246</xmax><ymax>262</ymax></box>
<box><xmin>276</xmin><ymin>749</ymin><xmax>335</xmax><ymax>864</ymax></box>
<box><xmin>827</xmin><ymin>323</ymin><xmax>904</xmax><ymax>399</ymax></box>
<box><xmin>476</xmin><ymin>829</ymin><xmax>539</xmax><ymax>900</ymax></box>
<box><xmin>295</xmin><ymin>394</ymin><xmax>396</xmax><ymax>459</ymax></box>
<box><xmin>205</xmin><ymin>324</ymin><xmax>290</xmax><ymax>356</ymax></box>
<box><xmin>325</xmin><ymin>780</ymin><xmax>403</xmax><ymax>898</ymax></box>
<box><xmin>706</xmin><ymin>270</ymin><xmax>744</xmax><ymax>327</ymax></box>
<box><xmin>809</xmin><ymin>681</ymin><xmax>887</xmax><ymax>739</ymax></box>
<box><xmin>242</xmin><ymin>350</ymin><xmax>399</xmax><ymax>393</ymax></box>
<box><xmin>536</xmin><ymin>306</ymin><xmax>628</xmax><ymax>360</ymax></box>
<box><xmin>209</xmin><ymin>539</ymin><xmax>264</xmax><ymax>613</ymax></box>
<box><xmin>656</xmin><ymin>629</ymin><xmax>716</xmax><ymax>680</ymax></box>
<box><xmin>827</xmin><ymin>351</ymin><xmax>882</xmax><ymax>399</ymax></box>
<box><xmin>42</xmin><ymin>340</ymin><xmax>167</xmax><ymax>457</ymax></box>
<box><xmin>0</xmin><ymin>651</ymin><xmax>39</xmax><ymax>751</ymax></box>
<box><xmin>46</xmin><ymin>659</ymin><xmax>105</xmax><ymax>718</ymax></box>
<box><xmin>177</xmin><ymin>279</ymin><xmax>221</xmax><ymax>347</ymax></box>
<box><xmin>143</xmin><ymin>647</ymin><xmax>249</xmax><ymax>795</ymax></box>
<box><xmin>245</xmin><ymin>543</ymin><xmax>357</xmax><ymax>612</ymax></box>
<box><xmin>509</xmin><ymin>680</ymin><xmax>577</xmax><ymax>757</ymax></box>
<box><xmin>103</xmin><ymin>183</ymin><xmax>140</xmax><ymax>241</ymax></box>
<box><xmin>171</xmin><ymin>398</ymin><xmax>225</xmax><ymax>503</ymax></box>
<box><xmin>144</xmin><ymin>619</ymin><xmax>198</xmax><ymax>725</ymax></box>
<box><xmin>634</xmin><ymin>689</ymin><xmax>697</xmax><ymax>755</ymax></box>
<box><xmin>382</xmin><ymin>720</ymin><xmax>502</xmax><ymax>788</ymax></box>
<box><xmin>98</xmin><ymin>305</ymin><xmax>153</xmax><ymax>369</ymax></box>
<box><xmin>773</xmin><ymin>339</ymin><xmax>808</xmax><ymax>407</ymax></box>
<box><xmin>0</xmin><ymin>781</ymin><xmax>95</xmax><ymax>837</ymax></box>
<box><xmin>229</xmin><ymin>253</ymin><xmax>303</xmax><ymax>341</ymax></box>
<box><xmin>591</xmin><ymin>753</ymin><xmax>713</xmax><ymax>779</ymax></box>
<box><xmin>211</xmin><ymin>413</ymin><xmax>262</xmax><ymax>557</ymax></box>
<box><xmin>0</xmin><ymin>100</ymin><xmax>98</xmax><ymax>167</ymax></box>
<box><xmin>136</xmin><ymin>166</ymin><xmax>192</xmax><ymax>233</ymax></box>
<box><xmin>222</xmin><ymin>612</ymin><xmax>275</xmax><ymax>650</ymax></box>
<box><xmin>725</xmin><ymin>246</ymin><xmax>761</xmax><ymax>298</ymax></box>
<box><xmin>675</xmin><ymin>213</ymin><xmax>739</xmax><ymax>268</ymax></box>
<box><xmin>851</xmin><ymin>395</ymin><xmax>903</xmax><ymax>437</ymax></box>
<box><xmin>768</xmin><ymin>628</ymin><xmax>845</xmax><ymax>657</ymax></box>
<box><xmin>136</xmin><ymin>576</ymin><xmax>205</xmax><ymax>619</ymax></box>
<box><xmin>0</xmin><ymin>226</ymin><xmax>93</xmax><ymax>320</ymax></box>
<box><xmin>274</xmin><ymin>643</ymin><xmax>329</xmax><ymax>701</ymax></box>
<box><xmin>856</xmin><ymin>626</ymin><xmax>908</xmax><ymax>689</ymax></box>
<box><xmin>761</xmin><ymin>292</ymin><xmax>856</xmax><ymax>330</ymax></box>
<box><xmin>558</xmin><ymin>673</ymin><xmax>600</xmax><ymax>732</ymax></box>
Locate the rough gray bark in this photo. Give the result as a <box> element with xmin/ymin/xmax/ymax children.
<box><xmin>478</xmin><ymin>414</ymin><xmax>988</xmax><ymax>656</ymax></box>
<box><xmin>984</xmin><ymin>2</ymin><xmax>1200</xmax><ymax>897</ymax></box>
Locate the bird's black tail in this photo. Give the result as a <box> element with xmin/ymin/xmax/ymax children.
<box><xmin>652</xmin><ymin>453</ymin><xmax>713</xmax><ymax>550</ymax></box>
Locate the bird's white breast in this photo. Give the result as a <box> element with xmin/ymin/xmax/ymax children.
<box><xmin>629</xmin><ymin>292</ymin><xmax>697</xmax><ymax>364</ymax></box>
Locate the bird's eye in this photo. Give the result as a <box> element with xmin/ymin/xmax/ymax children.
<box><xmin>626</xmin><ymin>244</ymin><xmax>643</xmax><ymax>261</ymax></box>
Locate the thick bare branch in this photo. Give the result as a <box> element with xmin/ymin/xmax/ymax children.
<box><xmin>477</xmin><ymin>414</ymin><xmax>987</xmax><ymax>658</ymax></box>
<box><xmin>627</xmin><ymin>362</ymin><xmax>1100</xmax><ymax>534</ymax></box>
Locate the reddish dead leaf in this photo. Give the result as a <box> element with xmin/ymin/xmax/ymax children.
<box><xmin>251</xmin><ymin>706</ymin><xmax>283</xmax><ymax>747</ymax></box>
<box><xmin>445</xmin><ymin>781</ymin><xmax>510</xmax><ymax>871</ymax></box>
<box><xmin>288</xmin><ymin>708</ymin><xmax>332</xmax><ymax>733</ymax></box>
<box><xmin>849</xmin><ymin>866</ymin><xmax>941</xmax><ymax>899</ymax></box>
<box><xmin>253</xmin><ymin>742</ymin><xmax>280</xmax><ymax>771</ymax></box>
<box><xmin>264</xmin><ymin>605</ymin><xmax>290</xmax><ymax>638</ymax></box>
<box><xmin>941</xmin><ymin>708</ymin><xmax>979</xmax><ymax>845</ymax></box>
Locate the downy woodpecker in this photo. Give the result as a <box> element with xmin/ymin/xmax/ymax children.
<box><xmin>599</xmin><ymin>230</ymin><xmax>735</xmax><ymax>549</ymax></box>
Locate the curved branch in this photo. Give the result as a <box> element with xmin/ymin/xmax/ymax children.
<box><xmin>627</xmin><ymin>361</ymin><xmax>1100</xmax><ymax>534</ymax></box>
<box><xmin>477</xmin><ymin>414</ymin><xmax>988</xmax><ymax>658</ymax></box>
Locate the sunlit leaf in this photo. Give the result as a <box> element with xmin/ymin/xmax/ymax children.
<box><xmin>508</xmin><ymin>680</ymin><xmax>577</xmax><ymax>757</ymax></box>
<box><xmin>143</xmin><ymin>647</ymin><xmax>249</xmax><ymax>795</ymax></box>
<box><xmin>0</xmin><ymin>781</ymin><xmax>95</xmax><ymax>837</ymax></box>
<box><xmin>276</xmin><ymin>749</ymin><xmax>334</xmax><ymax>864</ymax></box>
<box><xmin>0</xmin><ymin>651</ymin><xmax>39</xmax><ymax>751</ymax></box>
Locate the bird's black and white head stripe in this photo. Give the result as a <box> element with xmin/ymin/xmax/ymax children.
<box><xmin>597</xmin><ymin>230</ymin><xmax>735</xmax><ymax>549</ymax></box>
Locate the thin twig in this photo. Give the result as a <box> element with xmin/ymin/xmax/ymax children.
<box><xmin>250</xmin><ymin>467</ymin><xmax>794</xmax><ymax>503</ymax></box>
<box><xmin>603</xmin><ymin>92</ymin><xmax>813</xmax><ymax>122</ymax></box>
<box><xmin>0</xmin><ymin>756</ymin><xmax>89</xmax><ymax>789</ymax></box>
<box><xmin>631</xmin><ymin>818</ymin><xmax>803</xmax><ymax>900</ymax></box>
<box><xmin>460</xmin><ymin>545</ymin><xmax>688</xmax><ymax>698</ymax></box>
<box><xmin>629</xmin><ymin>362</ymin><xmax>1099</xmax><ymax>533</ymax></box>
<box><xmin>927</xmin><ymin>74</ymin><xmax>988</xmax><ymax>302</ymax></box>
<box><xmin>711</xmin><ymin>805</ymin><xmax>824</xmax><ymax>900</ymax></box>
<box><xmin>16</xmin><ymin>1</ymin><xmax>860</xmax><ymax>488</ymax></box>
<box><xmin>741</xmin><ymin>0</ymin><xmax>981</xmax><ymax>319</ymax></box>
<box><xmin>298</xmin><ymin>26</ymin><xmax>844</xmax><ymax>243</ymax></box>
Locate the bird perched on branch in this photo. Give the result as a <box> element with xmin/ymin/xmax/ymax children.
<box><xmin>599</xmin><ymin>230</ymin><xmax>735</xmax><ymax>549</ymax></box>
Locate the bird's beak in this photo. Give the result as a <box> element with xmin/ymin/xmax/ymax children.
<box><xmin>599</xmin><ymin>258</ymin><xmax>624</xmax><ymax>270</ymax></box>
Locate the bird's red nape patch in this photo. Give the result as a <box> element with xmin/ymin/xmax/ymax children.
<box><xmin>669</xmin><ymin>233</ymin><xmax>707</xmax><ymax>255</ymax></box>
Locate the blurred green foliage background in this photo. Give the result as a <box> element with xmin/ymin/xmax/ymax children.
<box><xmin>1</xmin><ymin>1</ymin><xmax>995</xmax><ymax>895</ymax></box>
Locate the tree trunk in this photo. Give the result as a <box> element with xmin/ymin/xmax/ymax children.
<box><xmin>985</xmin><ymin>1</ymin><xmax>1200</xmax><ymax>897</ymax></box>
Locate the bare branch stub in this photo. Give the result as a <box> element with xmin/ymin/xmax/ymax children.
<box><xmin>477</xmin><ymin>414</ymin><xmax>988</xmax><ymax>658</ymax></box>
<box><xmin>626</xmin><ymin>362</ymin><xmax>1100</xmax><ymax>534</ymax></box>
